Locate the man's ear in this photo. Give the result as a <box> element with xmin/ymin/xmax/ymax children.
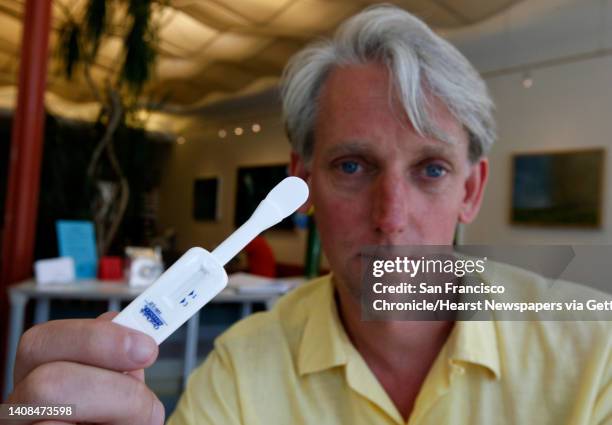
<box><xmin>458</xmin><ymin>157</ymin><xmax>488</xmax><ymax>224</ymax></box>
<box><xmin>290</xmin><ymin>151</ymin><xmax>313</xmax><ymax>213</ymax></box>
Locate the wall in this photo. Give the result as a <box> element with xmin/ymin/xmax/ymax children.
<box><xmin>447</xmin><ymin>0</ymin><xmax>612</xmax><ymax>244</ymax></box>
<box><xmin>157</xmin><ymin>101</ymin><xmax>309</xmax><ymax>265</ymax></box>
<box><xmin>464</xmin><ymin>56</ymin><xmax>612</xmax><ymax>244</ymax></box>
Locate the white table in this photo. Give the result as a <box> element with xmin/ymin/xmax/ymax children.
<box><xmin>3</xmin><ymin>278</ymin><xmax>294</xmax><ymax>400</ymax></box>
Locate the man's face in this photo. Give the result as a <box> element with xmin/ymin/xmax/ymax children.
<box><xmin>292</xmin><ymin>62</ymin><xmax>487</xmax><ymax>297</ymax></box>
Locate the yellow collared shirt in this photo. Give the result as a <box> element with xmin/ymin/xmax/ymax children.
<box><xmin>167</xmin><ymin>274</ymin><xmax>611</xmax><ymax>425</ymax></box>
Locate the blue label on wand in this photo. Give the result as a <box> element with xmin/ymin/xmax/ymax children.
<box><xmin>140</xmin><ymin>300</ymin><xmax>167</xmax><ymax>330</ymax></box>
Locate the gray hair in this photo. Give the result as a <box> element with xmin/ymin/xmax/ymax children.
<box><xmin>280</xmin><ymin>4</ymin><xmax>496</xmax><ymax>163</ymax></box>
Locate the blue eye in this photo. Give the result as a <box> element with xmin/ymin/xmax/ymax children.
<box><xmin>340</xmin><ymin>161</ymin><xmax>360</xmax><ymax>174</ymax></box>
<box><xmin>424</xmin><ymin>163</ymin><xmax>446</xmax><ymax>178</ymax></box>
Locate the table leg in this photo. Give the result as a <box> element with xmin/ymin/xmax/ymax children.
<box><xmin>240</xmin><ymin>302</ymin><xmax>253</xmax><ymax>318</ymax></box>
<box><xmin>33</xmin><ymin>298</ymin><xmax>50</xmax><ymax>324</ymax></box>
<box><xmin>4</xmin><ymin>291</ymin><xmax>28</xmax><ymax>400</ymax></box>
<box><xmin>183</xmin><ymin>312</ymin><xmax>200</xmax><ymax>389</ymax></box>
<box><xmin>108</xmin><ymin>298</ymin><xmax>121</xmax><ymax>312</ymax></box>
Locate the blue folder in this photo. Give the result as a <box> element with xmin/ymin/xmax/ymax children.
<box><xmin>56</xmin><ymin>220</ymin><xmax>98</xmax><ymax>279</ymax></box>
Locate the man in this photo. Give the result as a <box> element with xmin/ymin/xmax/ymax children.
<box><xmin>7</xmin><ymin>5</ymin><xmax>610</xmax><ymax>425</ymax></box>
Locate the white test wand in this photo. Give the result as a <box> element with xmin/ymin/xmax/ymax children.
<box><xmin>112</xmin><ymin>176</ymin><xmax>309</xmax><ymax>344</ymax></box>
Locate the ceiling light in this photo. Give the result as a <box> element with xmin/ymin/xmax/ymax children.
<box><xmin>218</xmin><ymin>129</ymin><xmax>227</xmax><ymax>139</ymax></box>
<box><xmin>522</xmin><ymin>71</ymin><xmax>533</xmax><ymax>88</ymax></box>
<box><xmin>176</xmin><ymin>136</ymin><xmax>186</xmax><ymax>145</ymax></box>
<box><xmin>137</xmin><ymin>109</ymin><xmax>149</xmax><ymax>121</ymax></box>
<box><xmin>252</xmin><ymin>123</ymin><xmax>261</xmax><ymax>133</ymax></box>
<box><xmin>234</xmin><ymin>127</ymin><xmax>243</xmax><ymax>136</ymax></box>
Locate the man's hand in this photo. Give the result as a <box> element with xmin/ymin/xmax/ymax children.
<box><xmin>6</xmin><ymin>312</ymin><xmax>165</xmax><ymax>425</ymax></box>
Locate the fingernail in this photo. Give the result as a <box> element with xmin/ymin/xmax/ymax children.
<box><xmin>128</xmin><ymin>333</ymin><xmax>156</xmax><ymax>364</ymax></box>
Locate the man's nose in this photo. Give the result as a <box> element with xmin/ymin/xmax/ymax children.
<box><xmin>371</xmin><ymin>172</ymin><xmax>411</xmax><ymax>237</ymax></box>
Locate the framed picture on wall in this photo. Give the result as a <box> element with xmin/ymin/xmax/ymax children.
<box><xmin>510</xmin><ymin>148</ymin><xmax>605</xmax><ymax>227</ymax></box>
<box><xmin>193</xmin><ymin>177</ymin><xmax>220</xmax><ymax>221</ymax></box>
<box><xmin>235</xmin><ymin>164</ymin><xmax>295</xmax><ymax>230</ymax></box>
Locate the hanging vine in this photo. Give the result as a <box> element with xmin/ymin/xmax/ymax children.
<box><xmin>56</xmin><ymin>0</ymin><xmax>166</xmax><ymax>256</ymax></box>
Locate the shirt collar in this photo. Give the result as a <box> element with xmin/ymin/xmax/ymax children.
<box><xmin>447</xmin><ymin>320</ymin><xmax>501</xmax><ymax>379</ymax></box>
<box><xmin>297</xmin><ymin>275</ymin><xmax>501</xmax><ymax>380</ymax></box>
<box><xmin>298</xmin><ymin>274</ymin><xmax>349</xmax><ymax>375</ymax></box>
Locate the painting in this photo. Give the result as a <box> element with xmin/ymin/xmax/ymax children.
<box><xmin>511</xmin><ymin>148</ymin><xmax>605</xmax><ymax>227</ymax></box>
<box><xmin>193</xmin><ymin>177</ymin><xmax>220</xmax><ymax>221</ymax></box>
<box><xmin>235</xmin><ymin>164</ymin><xmax>295</xmax><ymax>230</ymax></box>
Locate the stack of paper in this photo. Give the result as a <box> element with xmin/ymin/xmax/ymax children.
<box><xmin>227</xmin><ymin>272</ymin><xmax>294</xmax><ymax>294</ymax></box>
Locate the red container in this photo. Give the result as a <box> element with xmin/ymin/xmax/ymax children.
<box><xmin>98</xmin><ymin>256</ymin><xmax>124</xmax><ymax>281</ymax></box>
